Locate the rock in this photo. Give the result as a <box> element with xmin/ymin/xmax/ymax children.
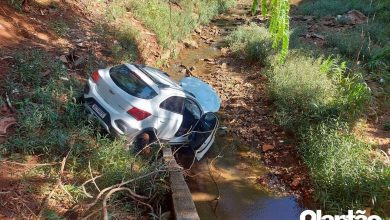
<box><xmin>303</xmin><ymin>33</ymin><xmax>325</xmax><ymax>40</ymax></box>
<box><xmin>221</xmin><ymin>47</ymin><xmax>229</xmax><ymax>55</ymax></box>
<box><xmin>73</xmin><ymin>56</ymin><xmax>85</xmax><ymax>67</ymax></box>
<box><xmin>262</xmin><ymin>144</ymin><xmax>274</xmax><ymax>152</ymax></box>
<box><xmin>221</xmin><ymin>63</ymin><xmax>227</xmax><ymax>69</ymax></box>
<box><xmin>346</xmin><ymin>10</ymin><xmax>367</xmax><ymax>24</ymax></box>
<box><xmin>41</xmin><ymin>70</ymin><xmax>51</xmax><ymax>77</ymax></box>
<box><xmin>194</xmin><ymin>27</ymin><xmax>202</xmax><ymax>34</ymax></box>
<box><xmin>183</xmin><ymin>39</ymin><xmax>199</xmax><ymax>49</ymax></box>
<box><xmin>59</xmin><ymin>55</ymin><xmax>68</xmax><ymax>63</ymax></box>
<box><xmin>160</xmin><ymin>50</ymin><xmax>171</xmax><ymax>60</ymax></box>
<box><xmin>290</xmin><ymin>177</ymin><xmax>301</xmax><ymax>189</ymax></box>
<box><xmin>201</xmin><ymin>58</ymin><xmax>214</xmax><ymax>62</ymax></box>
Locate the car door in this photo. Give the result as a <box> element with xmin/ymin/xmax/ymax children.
<box><xmin>157</xmin><ymin>96</ymin><xmax>184</xmax><ymax>140</ymax></box>
<box><xmin>188</xmin><ymin>112</ymin><xmax>219</xmax><ymax>160</ymax></box>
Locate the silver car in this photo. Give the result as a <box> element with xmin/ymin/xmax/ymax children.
<box><xmin>83</xmin><ymin>63</ymin><xmax>220</xmax><ymax>160</ymax></box>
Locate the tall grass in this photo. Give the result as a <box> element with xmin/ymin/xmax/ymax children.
<box><xmin>128</xmin><ymin>0</ymin><xmax>235</xmax><ymax>49</ymax></box>
<box><xmin>300</xmin><ymin>124</ymin><xmax>389</xmax><ymax>213</ymax></box>
<box><xmin>268</xmin><ymin>54</ymin><xmax>370</xmax><ymax>130</ymax></box>
<box><xmin>227</xmin><ymin>23</ymin><xmax>274</xmax><ymax>65</ymax></box>
<box><xmin>265</xmin><ymin>52</ymin><xmax>389</xmax><ymax>214</ymax></box>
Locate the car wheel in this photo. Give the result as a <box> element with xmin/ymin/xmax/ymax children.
<box><xmin>134</xmin><ymin>132</ymin><xmax>151</xmax><ymax>155</ymax></box>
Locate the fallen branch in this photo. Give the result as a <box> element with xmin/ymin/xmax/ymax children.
<box><xmin>102</xmin><ymin>187</ymin><xmax>152</xmax><ymax>220</ymax></box>
<box><xmin>82</xmin><ymin>169</ymin><xmax>165</xmax><ymax>213</ymax></box>
<box><xmin>38</xmin><ymin>146</ymin><xmax>73</xmax><ymax>217</ymax></box>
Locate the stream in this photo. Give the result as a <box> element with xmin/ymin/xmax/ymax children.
<box><xmin>165</xmin><ymin>1</ymin><xmax>306</xmax><ymax>219</ymax></box>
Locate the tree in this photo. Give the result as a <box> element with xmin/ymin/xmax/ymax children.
<box><xmin>252</xmin><ymin>0</ymin><xmax>290</xmax><ymax>62</ymax></box>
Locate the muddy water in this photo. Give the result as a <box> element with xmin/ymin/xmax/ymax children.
<box><xmin>166</xmin><ymin>2</ymin><xmax>305</xmax><ymax>220</ymax></box>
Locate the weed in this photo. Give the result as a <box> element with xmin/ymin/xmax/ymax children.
<box><xmin>297</xmin><ymin>0</ymin><xmax>377</xmax><ymax>18</ymax></box>
<box><xmin>325</xmin><ymin>30</ymin><xmax>372</xmax><ymax>62</ymax></box>
<box><xmin>105</xmin><ymin>0</ymin><xmax>127</xmax><ymax>22</ymax></box>
<box><xmin>227</xmin><ymin>23</ymin><xmax>274</xmax><ymax>65</ymax></box>
<box><xmin>300</xmin><ymin>124</ymin><xmax>389</xmax><ymax>214</ymax></box>
<box><xmin>268</xmin><ymin>54</ymin><xmax>337</xmax><ymax>129</ymax></box>
<box><xmin>7</xmin><ymin>0</ymin><xmax>23</xmax><ymax>9</ymax></box>
<box><xmin>112</xmin><ymin>22</ymin><xmax>139</xmax><ymax>63</ymax></box>
<box><xmin>129</xmin><ymin>0</ymin><xmax>234</xmax><ymax>49</ymax></box>
<box><xmin>48</xmin><ymin>19</ymin><xmax>70</xmax><ymax>37</ymax></box>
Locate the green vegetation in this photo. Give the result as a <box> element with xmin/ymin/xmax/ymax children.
<box><xmin>7</xmin><ymin>0</ymin><xmax>23</xmax><ymax>9</ymax></box>
<box><xmin>294</xmin><ymin>0</ymin><xmax>390</xmax><ymax>101</ymax></box>
<box><xmin>1</xmin><ymin>50</ymin><xmax>168</xmax><ymax>218</ymax></box>
<box><xmin>129</xmin><ymin>0</ymin><xmax>235</xmax><ymax>49</ymax></box>
<box><xmin>252</xmin><ymin>0</ymin><xmax>290</xmax><ymax>62</ymax></box>
<box><xmin>269</xmin><ymin>55</ymin><xmax>370</xmax><ymax>130</ymax></box>
<box><xmin>227</xmin><ymin>23</ymin><xmax>274</xmax><ymax>65</ymax></box>
<box><xmin>48</xmin><ymin>19</ymin><xmax>71</xmax><ymax>37</ymax></box>
<box><xmin>267</xmin><ymin>54</ymin><xmax>389</xmax><ymax>214</ymax></box>
<box><xmin>229</xmin><ymin>17</ymin><xmax>388</xmax><ymax>214</ymax></box>
<box><xmin>301</xmin><ymin>124</ymin><xmax>389</xmax><ymax>213</ymax></box>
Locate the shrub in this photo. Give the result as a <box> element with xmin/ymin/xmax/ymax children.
<box><xmin>129</xmin><ymin>0</ymin><xmax>234</xmax><ymax>49</ymax></box>
<box><xmin>297</xmin><ymin>0</ymin><xmax>378</xmax><ymax>18</ymax></box>
<box><xmin>268</xmin><ymin>54</ymin><xmax>337</xmax><ymax>129</ymax></box>
<box><xmin>227</xmin><ymin>23</ymin><xmax>274</xmax><ymax>65</ymax></box>
<box><xmin>268</xmin><ymin>54</ymin><xmax>370</xmax><ymax>130</ymax></box>
<box><xmin>300</xmin><ymin>124</ymin><xmax>389</xmax><ymax>214</ymax></box>
<box><xmin>325</xmin><ymin>30</ymin><xmax>372</xmax><ymax>61</ymax></box>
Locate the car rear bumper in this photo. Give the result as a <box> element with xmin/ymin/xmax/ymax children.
<box><xmin>83</xmin><ymin>80</ymin><xmax>141</xmax><ymax>141</ymax></box>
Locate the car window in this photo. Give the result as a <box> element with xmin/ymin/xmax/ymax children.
<box><xmin>185</xmin><ymin>99</ymin><xmax>202</xmax><ymax>120</ymax></box>
<box><xmin>160</xmin><ymin>96</ymin><xmax>184</xmax><ymax>114</ymax></box>
<box><xmin>136</xmin><ymin>65</ymin><xmax>179</xmax><ymax>88</ymax></box>
<box><xmin>109</xmin><ymin>65</ymin><xmax>157</xmax><ymax>99</ymax></box>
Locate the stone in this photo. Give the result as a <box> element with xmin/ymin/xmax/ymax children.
<box><xmin>59</xmin><ymin>55</ymin><xmax>68</xmax><ymax>63</ymax></box>
<box><xmin>262</xmin><ymin>144</ymin><xmax>274</xmax><ymax>152</ymax></box>
<box><xmin>183</xmin><ymin>39</ymin><xmax>199</xmax><ymax>49</ymax></box>
<box><xmin>221</xmin><ymin>47</ymin><xmax>229</xmax><ymax>55</ymax></box>
<box><xmin>346</xmin><ymin>10</ymin><xmax>367</xmax><ymax>24</ymax></box>
<box><xmin>290</xmin><ymin>177</ymin><xmax>301</xmax><ymax>189</ymax></box>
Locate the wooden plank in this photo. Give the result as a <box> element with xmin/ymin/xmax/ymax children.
<box><xmin>163</xmin><ymin>148</ymin><xmax>200</xmax><ymax>220</ymax></box>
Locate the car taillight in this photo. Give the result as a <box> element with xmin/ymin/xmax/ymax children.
<box><xmin>91</xmin><ymin>70</ymin><xmax>99</xmax><ymax>83</ymax></box>
<box><xmin>127</xmin><ymin>107</ymin><xmax>151</xmax><ymax>121</ymax></box>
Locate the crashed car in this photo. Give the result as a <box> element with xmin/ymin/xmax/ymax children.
<box><xmin>83</xmin><ymin>63</ymin><xmax>220</xmax><ymax>160</ymax></box>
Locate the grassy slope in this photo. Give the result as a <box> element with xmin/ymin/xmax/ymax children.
<box><xmin>1</xmin><ymin>0</ymin><xmax>235</xmax><ymax>218</ymax></box>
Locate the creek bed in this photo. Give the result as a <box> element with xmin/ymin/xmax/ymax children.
<box><xmin>166</xmin><ymin>2</ymin><xmax>307</xmax><ymax>219</ymax></box>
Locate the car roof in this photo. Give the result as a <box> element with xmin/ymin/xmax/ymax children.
<box><xmin>129</xmin><ymin>64</ymin><xmax>182</xmax><ymax>90</ymax></box>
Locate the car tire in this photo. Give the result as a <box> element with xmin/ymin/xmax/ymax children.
<box><xmin>134</xmin><ymin>132</ymin><xmax>151</xmax><ymax>155</ymax></box>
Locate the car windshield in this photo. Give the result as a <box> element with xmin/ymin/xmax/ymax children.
<box><xmin>109</xmin><ymin>65</ymin><xmax>157</xmax><ymax>99</ymax></box>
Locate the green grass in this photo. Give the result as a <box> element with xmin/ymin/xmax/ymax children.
<box><xmin>112</xmin><ymin>22</ymin><xmax>140</xmax><ymax>63</ymax></box>
<box><xmin>265</xmin><ymin>52</ymin><xmax>390</xmax><ymax>215</ymax></box>
<box><xmin>227</xmin><ymin>23</ymin><xmax>274</xmax><ymax>65</ymax></box>
<box><xmin>7</xmin><ymin>0</ymin><xmax>23</xmax><ymax>9</ymax></box>
<box><xmin>48</xmin><ymin>19</ymin><xmax>71</xmax><ymax>37</ymax></box>
<box><xmin>1</xmin><ymin>49</ymin><xmax>167</xmax><ymax>218</ymax></box>
<box><xmin>129</xmin><ymin>0</ymin><xmax>235</xmax><ymax>49</ymax></box>
<box><xmin>268</xmin><ymin>54</ymin><xmax>370</xmax><ymax>130</ymax></box>
<box><xmin>300</xmin><ymin>124</ymin><xmax>389</xmax><ymax>214</ymax></box>
<box><xmin>296</xmin><ymin>0</ymin><xmax>388</xmax><ymax>19</ymax></box>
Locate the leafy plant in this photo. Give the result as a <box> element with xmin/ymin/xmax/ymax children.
<box><xmin>227</xmin><ymin>23</ymin><xmax>274</xmax><ymax>65</ymax></box>
<box><xmin>252</xmin><ymin>0</ymin><xmax>290</xmax><ymax>62</ymax></box>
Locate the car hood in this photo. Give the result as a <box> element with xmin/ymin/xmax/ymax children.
<box><xmin>179</xmin><ymin>77</ymin><xmax>221</xmax><ymax>113</ymax></box>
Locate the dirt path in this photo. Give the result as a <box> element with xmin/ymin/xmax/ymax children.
<box><xmin>167</xmin><ymin>0</ymin><xmax>313</xmax><ymax>215</ymax></box>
